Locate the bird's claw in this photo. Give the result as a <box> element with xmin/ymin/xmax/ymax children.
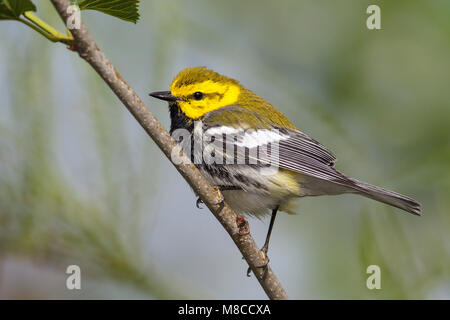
<box><xmin>196</xmin><ymin>197</ymin><xmax>204</xmax><ymax>209</ymax></box>
<box><xmin>213</xmin><ymin>186</ymin><xmax>224</xmax><ymax>205</ymax></box>
<box><xmin>246</xmin><ymin>247</ymin><xmax>270</xmax><ymax>277</ymax></box>
<box><xmin>196</xmin><ymin>187</ymin><xmax>223</xmax><ymax>210</ymax></box>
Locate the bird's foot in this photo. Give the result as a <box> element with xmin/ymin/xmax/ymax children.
<box><xmin>246</xmin><ymin>245</ymin><xmax>270</xmax><ymax>277</ymax></box>
<box><xmin>213</xmin><ymin>186</ymin><xmax>224</xmax><ymax>205</ymax></box>
<box><xmin>196</xmin><ymin>197</ymin><xmax>204</xmax><ymax>209</ymax></box>
<box><xmin>195</xmin><ymin>187</ymin><xmax>224</xmax><ymax>210</ymax></box>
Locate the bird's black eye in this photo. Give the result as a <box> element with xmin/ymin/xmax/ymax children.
<box><xmin>193</xmin><ymin>92</ymin><xmax>204</xmax><ymax>100</ymax></box>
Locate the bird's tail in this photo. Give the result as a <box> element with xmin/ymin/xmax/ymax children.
<box><xmin>349</xmin><ymin>178</ymin><xmax>421</xmax><ymax>216</ymax></box>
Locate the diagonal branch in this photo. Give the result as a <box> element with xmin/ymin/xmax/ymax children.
<box><xmin>50</xmin><ymin>0</ymin><xmax>287</xmax><ymax>300</ymax></box>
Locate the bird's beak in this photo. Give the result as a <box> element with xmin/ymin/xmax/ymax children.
<box><xmin>149</xmin><ymin>91</ymin><xmax>178</xmax><ymax>102</ymax></box>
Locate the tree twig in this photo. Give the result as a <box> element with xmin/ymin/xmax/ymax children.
<box><xmin>50</xmin><ymin>0</ymin><xmax>288</xmax><ymax>300</ymax></box>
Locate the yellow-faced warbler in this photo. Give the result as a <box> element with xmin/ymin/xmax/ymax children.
<box><xmin>150</xmin><ymin>67</ymin><xmax>421</xmax><ymax>265</ymax></box>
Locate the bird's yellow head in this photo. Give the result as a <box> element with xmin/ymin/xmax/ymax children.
<box><xmin>150</xmin><ymin>67</ymin><xmax>242</xmax><ymax>119</ymax></box>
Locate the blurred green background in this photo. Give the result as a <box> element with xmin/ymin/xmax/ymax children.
<box><xmin>0</xmin><ymin>0</ymin><xmax>449</xmax><ymax>299</ymax></box>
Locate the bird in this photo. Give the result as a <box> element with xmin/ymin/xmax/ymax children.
<box><xmin>150</xmin><ymin>66</ymin><xmax>421</xmax><ymax>267</ymax></box>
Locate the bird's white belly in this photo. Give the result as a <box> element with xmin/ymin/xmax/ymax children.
<box><xmin>199</xmin><ymin>165</ymin><xmax>303</xmax><ymax>216</ymax></box>
<box><xmin>221</xmin><ymin>190</ymin><xmax>281</xmax><ymax>217</ymax></box>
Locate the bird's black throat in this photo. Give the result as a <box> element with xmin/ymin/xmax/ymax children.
<box><xmin>169</xmin><ymin>102</ymin><xmax>194</xmax><ymax>134</ymax></box>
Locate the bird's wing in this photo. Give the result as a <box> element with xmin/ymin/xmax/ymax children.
<box><xmin>202</xmin><ymin>105</ymin><xmax>422</xmax><ymax>215</ymax></box>
<box><xmin>202</xmin><ymin>105</ymin><xmax>347</xmax><ymax>182</ymax></box>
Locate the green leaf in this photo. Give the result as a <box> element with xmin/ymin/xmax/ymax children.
<box><xmin>0</xmin><ymin>0</ymin><xmax>36</xmax><ymax>20</ymax></box>
<box><xmin>78</xmin><ymin>0</ymin><xmax>140</xmax><ymax>23</ymax></box>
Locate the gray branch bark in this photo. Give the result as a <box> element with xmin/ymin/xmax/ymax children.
<box><xmin>51</xmin><ymin>0</ymin><xmax>288</xmax><ymax>300</ymax></box>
